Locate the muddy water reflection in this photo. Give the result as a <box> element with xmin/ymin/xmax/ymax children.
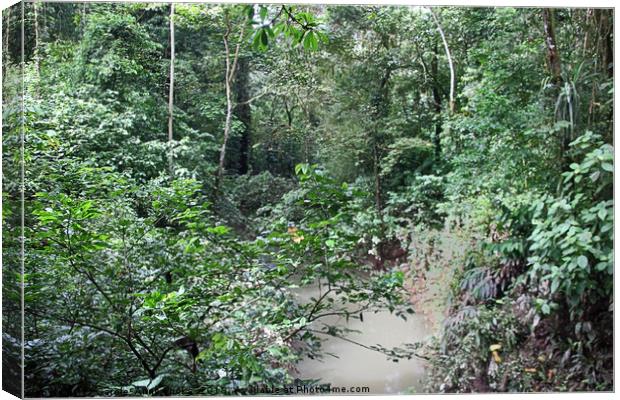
<box><xmin>293</xmin><ymin>283</ymin><xmax>432</xmax><ymax>394</ymax></box>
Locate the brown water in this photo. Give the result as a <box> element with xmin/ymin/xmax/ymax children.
<box><xmin>293</xmin><ymin>284</ymin><xmax>432</xmax><ymax>394</ymax></box>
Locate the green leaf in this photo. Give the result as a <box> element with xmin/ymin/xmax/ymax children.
<box><xmin>295</xmin><ymin>163</ymin><xmax>309</xmax><ymax>176</ymax></box>
<box><xmin>259</xmin><ymin>5</ymin><xmax>268</xmax><ymax>21</ymax></box>
<box><xmin>550</xmin><ymin>279</ymin><xmax>560</xmax><ymax>293</ymax></box>
<box><xmin>260</xmin><ymin>29</ymin><xmax>269</xmax><ymax>47</ymax></box>
<box><xmin>595</xmin><ymin>262</ymin><xmax>608</xmax><ymax>272</ymax></box>
<box><xmin>207</xmin><ymin>225</ymin><xmax>230</xmax><ymax>235</ymax></box>
<box><xmin>252</xmin><ymin>30</ymin><xmax>262</xmax><ymax>49</ymax></box>
<box><xmin>577</xmin><ymin>255</ymin><xmax>588</xmax><ymax>269</ymax></box>
<box><xmin>302</xmin><ymin>31</ymin><xmax>318</xmax><ymax>51</ymax></box>
<box><xmin>265</xmin><ymin>26</ymin><xmax>275</xmax><ymax>38</ymax></box>
<box><xmin>315</xmin><ymin>31</ymin><xmax>329</xmax><ymax>44</ymax></box>
<box><xmin>131</xmin><ymin>378</ymin><xmax>151</xmax><ymax>388</ymax></box>
<box><xmin>147</xmin><ymin>375</ymin><xmax>164</xmax><ymax>390</ymax></box>
<box><xmin>245</xmin><ymin>5</ymin><xmax>254</xmax><ymax>19</ymax></box>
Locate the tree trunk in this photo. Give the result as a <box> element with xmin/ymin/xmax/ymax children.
<box><xmin>600</xmin><ymin>10</ymin><xmax>613</xmax><ymax>79</ymax></box>
<box><xmin>429</xmin><ymin>8</ymin><xmax>455</xmax><ymax>114</ymax></box>
<box><xmin>542</xmin><ymin>8</ymin><xmax>562</xmax><ymax>84</ymax></box>
<box><xmin>3</xmin><ymin>7</ymin><xmax>10</xmax><ymax>74</ymax></box>
<box><xmin>373</xmin><ymin>144</ymin><xmax>383</xmax><ymax>212</ymax></box>
<box><xmin>82</xmin><ymin>2</ymin><xmax>87</xmax><ymax>35</ymax></box>
<box><xmin>431</xmin><ymin>41</ymin><xmax>442</xmax><ymax>159</ymax></box>
<box><xmin>168</xmin><ymin>3</ymin><xmax>175</xmax><ymax>175</ymax></box>
<box><xmin>33</xmin><ymin>0</ymin><xmax>40</xmax><ymax>76</ymax></box>
<box><xmin>217</xmin><ymin>71</ymin><xmax>234</xmax><ymax>188</ymax></box>
<box><xmin>597</xmin><ymin>9</ymin><xmax>613</xmax><ymax>140</ymax></box>
<box><xmin>215</xmin><ymin>14</ymin><xmax>245</xmax><ymax>191</ymax></box>
<box><xmin>369</xmin><ymin>66</ymin><xmax>391</xmax><ymax>262</ymax></box>
<box><xmin>542</xmin><ymin>8</ymin><xmax>569</xmax><ymax>171</ymax></box>
<box><xmin>234</xmin><ymin>57</ymin><xmax>251</xmax><ymax>175</ymax></box>
<box><xmin>371</xmin><ymin>68</ymin><xmax>391</xmax><ymax>213</ymax></box>
<box><xmin>3</xmin><ymin>8</ymin><xmax>9</xmax><ymax>55</ymax></box>
<box><xmin>40</xmin><ymin>1</ymin><xmax>47</xmax><ymax>42</ymax></box>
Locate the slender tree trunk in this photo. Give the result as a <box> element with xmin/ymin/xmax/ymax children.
<box><xmin>168</xmin><ymin>3</ymin><xmax>175</xmax><ymax>175</ymax></box>
<box><xmin>3</xmin><ymin>7</ymin><xmax>10</xmax><ymax>77</ymax></box>
<box><xmin>234</xmin><ymin>57</ymin><xmax>251</xmax><ymax>175</ymax></box>
<box><xmin>33</xmin><ymin>0</ymin><xmax>40</xmax><ymax>76</ymax></box>
<box><xmin>542</xmin><ymin>8</ymin><xmax>569</xmax><ymax>172</ymax></box>
<box><xmin>373</xmin><ymin>144</ymin><xmax>383</xmax><ymax>212</ymax></box>
<box><xmin>40</xmin><ymin>1</ymin><xmax>47</xmax><ymax>42</ymax></box>
<box><xmin>600</xmin><ymin>10</ymin><xmax>613</xmax><ymax>79</ymax></box>
<box><xmin>582</xmin><ymin>9</ymin><xmax>592</xmax><ymax>57</ymax></box>
<box><xmin>429</xmin><ymin>8</ymin><xmax>455</xmax><ymax>114</ymax></box>
<box><xmin>216</xmin><ymin>14</ymin><xmax>245</xmax><ymax>191</ymax></box>
<box><xmin>597</xmin><ymin>9</ymin><xmax>613</xmax><ymax>140</ymax></box>
<box><xmin>217</xmin><ymin>22</ymin><xmax>234</xmax><ymax>192</ymax></box>
<box><xmin>4</xmin><ymin>8</ymin><xmax>10</xmax><ymax>55</ymax></box>
<box><xmin>542</xmin><ymin>8</ymin><xmax>562</xmax><ymax>84</ymax></box>
<box><xmin>369</xmin><ymin>66</ymin><xmax>392</xmax><ymax>266</ymax></box>
<box><xmin>431</xmin><ymin>41</ymin><xmax>442</xmax><ymax>159</ymax></box>
<box><xmin>218</xmin><ymin>70</ymin><xmax>233</xmax><ymax>188</ymax></box>
<box><xmin>371</xmin><ymin>68</ymin><xmax>391</xmax><ymax>214</ymax></box>
<box><xmin>82</xmin><ymin>2</ymin><xmax>87</xmax><ymax>35</ymax></box>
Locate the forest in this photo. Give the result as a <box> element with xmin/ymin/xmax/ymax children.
<box><xmin>1</xmin><ymin>2</ymin><xmax>614</xmax><ymax>396</ymax></box>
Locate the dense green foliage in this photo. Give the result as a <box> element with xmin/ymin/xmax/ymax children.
<box><xmin>2</xmin><ymin>3</ymin><xmax>613</xmax><ymax>395</ymax></box>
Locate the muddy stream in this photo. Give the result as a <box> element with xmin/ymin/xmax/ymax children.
<box><xmin>291</xmin><ymin>228</ymin><xmax>465</xmax><ymax>394</ymax></box>
<box><xmin>292</xmin><ymin>283</ymin><xmax>433</xmax><ymax>394</ymax></box>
